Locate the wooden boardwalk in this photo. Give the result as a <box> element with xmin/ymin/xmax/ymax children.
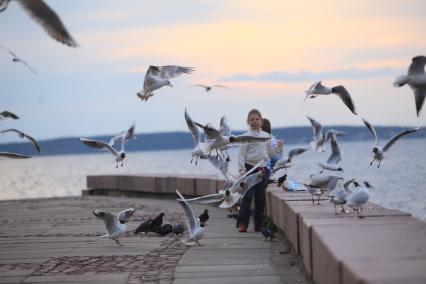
<box><xmin>0</xmin><ymin>195</ymin><xmax>310</xmax><ymax>284</ymax></box>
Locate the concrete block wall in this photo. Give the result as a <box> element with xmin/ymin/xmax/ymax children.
<box><xmin>265</xmin><ymin>185</ymin><xmax>426</xmax><ymax>284</ymax></box>
<box><xmin>84</xmin><ymin>174</ymin><xmax>224</xmax><ymax>197</ymax></box>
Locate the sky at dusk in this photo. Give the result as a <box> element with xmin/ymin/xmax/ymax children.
<box><xmin>1</xmin><ymin>0</ymin><xmax>425</xmax><ymax>142</ymax></box>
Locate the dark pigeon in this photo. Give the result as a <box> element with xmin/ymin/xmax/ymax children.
<box><xmin>134</xmin><ymin>218</ymin><xmax>152</xmax><ymax>235</ymax></box>
<box><xmin>150</xmin><ymin>212</ymin><xmax>165</xmax><ymax>231</ymax></box>
<box><xmin>198</xmin><ymin>209</ymin><xmax>209</xmax><ymax>226</ymax></box>
<box><xmin>261</xmin><ymin>227</ymin><xmax>275</xmax><ymax>241</ymax></box>
<box><xmin>173</xmin><ymin>223</ymin><xmax>185</xmax><ymax>235</ymax></box>
<box><xmin>277</xmin><ymin>174</ymin><xmax>287</xmax><ymax>187</ymax></box>
<box><xmin>156</xmin><ymin>224</ymin><xmax>173</xmax><ymax>236</ymax></box>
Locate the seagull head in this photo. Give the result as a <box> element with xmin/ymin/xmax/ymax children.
<box><xmin>337</xmin><ymin>167</ymin><xmax>344</xmax><ymax>172</ymax></box>
<box><xmin>120</xmin><ymin>152</ymin><xmax>126</xmax><ymax>159</ymax></box>
<box><xmin>372</xmin><ymin>146</ymin><xmax>379</xmax><ymax>153</ymax></box>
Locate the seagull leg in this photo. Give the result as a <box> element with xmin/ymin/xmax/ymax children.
<box><xmin>311</xmin><ymin>195</ymin><xmax>314</xmax><ymax>205</ymax></box>
<box><xmin>196</xmin><ymin>240</ymin><xmax>202</xmax><ymax>246</ymax></box>
<box><xmin>317</xmin><ymin>196</ymin><xmax>320</xmax><ymax>205</ymax></box>
<box><xmin>334</xmin><ymin>205</ymin><xmax>338</xmax><ymax>215</ymax></box>
<box><xmin>116</xmin><ymin>162</ymin><xmax>118</xmax><ymax>168</ymax></box>
<box><xmin>377</xmin><ymin>161</ymin><xmax>381</xmax><ymax>168</ymax></box>
<box><xmin>358</xmin><ymin>208</ymin><xmax>364</xmax><ymax>219</ymax></box>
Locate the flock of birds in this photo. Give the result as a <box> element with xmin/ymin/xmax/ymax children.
<box><xmin>1</xmin><ymin>0</ymin><xmax>425</xmax><ymax>245</ymax></box>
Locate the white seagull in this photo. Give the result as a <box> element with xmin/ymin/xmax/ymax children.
<box><xmin>93</xmin><ymin>208</ymin><xmax>136</xmax><ymax>246</ymax></box>
<box><xmin>80</xmin><ymin>137</ymin><xmax>127</xmax><ymax>168</ymax></box>
<box><xmin>306</xmin><ymin>116</ymin><xmax>346</xmax><ymax>152</ymax></box>
<box><xmin>329</xmin><ymin>178</ymin><xmax>356</xmax><ymax>214</ymax></box>
<box><xmin>195</xmin><ymin>121</ymin><xmax>270</xmax><ymax>159</ymax></box>
<box><xmin>393</xmin><ymin>55</ymin><xmax>426</xmax><ymax>117</ymax></box>
<box><xmin>0</xmin><ymin>45</ymin><xmax>37</xmax><ymax>74</ymax></box>
<box><xmin>191</xmin><ymin>84</ymin><xmax>229</xmax><ymax>92</ymax></box>
<box><xmin>362</xmin><ymin>118</ymin><xmax>422</xmax><ymax>168</ymax></box>
<box><xmin>304</xmin><ymin>174</ymin><xmax>343</xmax><ymax>205</ymax></box>
<box><xmin>184</xmin><ymin>108</ymin><xmax>209</xmax><ymax>164</ymax></box>
<box><xmin>318</xmin><ymin>134</ymin><xmax>344</xmax><ymax>173</ymax></box>
<box><xmin>345</xmin><ymin>181</ymin><xmax>372</xmax><ymax>218</ymax></box>
<box><xmin>176</xmin><ymin>190</ymin><xmax>205</xmax><ymax>246</ymax></box>
<box><xmin>0</xmin><ymin>0</ymin><xmax>78</xmax><ymax>47</ymax></box>
<box><xmin>305</xmin><ymin>81</ymin><xmax>357</xmax><ymax>115</ymax></box>
<box><xmin>0</xmin><ymin>128</ymin><xmax>42</xmax><ymax>154</ymax></box>
<box><xmin>137</xmin><ymin>65</ymin><xmax>195</xmax><ymax>102</ymax></box>
<box><xmin>273</xmin><ymin>147</ymin><xmax>310</xmax><ymax>172</ymax></box>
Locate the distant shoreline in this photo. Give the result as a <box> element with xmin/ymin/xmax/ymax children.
<box><xmin>0</xmin><ymin>126</ymin><xmax>424</xmax><ymax>156</ymax></box>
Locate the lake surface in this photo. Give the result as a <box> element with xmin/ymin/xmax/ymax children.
<box><xmin>1</xmin><ymin>139</ymin><xmax>425</xmax><ymax>220</ymax></box>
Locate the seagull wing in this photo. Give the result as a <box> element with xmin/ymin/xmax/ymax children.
<box><xmin>0</xmin><ymin>128</ymin><xmax>41</xmax><ymax>154</ymax></box>
<box><xmin>229</xmin><ymin>160</ymin><xmax>263</xmax><ymax>193</ymax></box>
<box><xmin>343</xmin><ymin>178</ymin><xmax>356</xmax><ymax>193</ymax></box>
<box><xmin>185</xmin><ymin>109</ymin><xmax>200</xmax><ymax>145</ymax></box>
<box><xmin>229</xmin><ymin>135</ymin><xmax>270</xmax><ymax>145</ymax></box>
<box><xmin>18</xmin><ymin>0</ymin><xmax>78</xmax><ymax>47</ymax></box>
<box><xmin>326</xmin><ymin>135</ymin><xmax>342</xmax><ymax>165</ymax></box>
<box><xmin>0</xmin><ymin>152</ymin><xmax>31</xmax><ymax>159</ymax></box>
<box><xmin>305</xmin><ymin>81</ymin><xmax>322</xmax><ymax>97</ymax></box>
<box><xmin>331</xmin><ymin>85</ymin><xmax>357</xmax><ymax>115</ymax></box>
<box><xmin>117</xmin><ymin>208</ymin><xmax>136</xmax><ymax>222</ymax></box>
<box><xmin>0</xmin><ymin>111</ymin><xmax>19</xmax><ymax>119</ymax></box>
<box><xmin>413</xmin><ymin>86</ymin><xmax>426</xmax><ymax>117</ymax></box>
<box><xmin>18</xmin><ymin>58</ymin><xmax>37</xmax><ymax>74</ymax></box>
<box><xmin>79</xmin><ymin>138</ymin><xmax>118</xmax><ymax>156</ymax></box>
<box><xmin>219</xmin><ymin>116</ymin><xmax>231</xmax><ymax>136</ymax></box>
<box><xmin>157</xmin><ymin>65</ymin><xmax>195</xmax><ymax>79</ymax></box>
<box><xmin>93</xmin><ymin>210</ymin><xmax>117</xmax><ymax>235</ymax></box>
<box><xmin>212</xmin><ymin>84</ymin><xmax>229</xmax><ymax>89</ymax></box>
<box><xmin>306</xmin><ymin>116</ymin><xmax>323</xmax><ymax>141</ymax></box>
<box><xmin>237</xmin><ymin>172</ymin><xmax>264</xmax><ymax>196</ymax></box>
<box><xmin>287</xmin><ymin>147</ymin><xmax>309</xmax><ymax>162</ymax></box>
<box><xmin>200</xmin><ymin>154</ymin><xmax>229</xmax><ymax>177</ymax></box>
<box><xmin>191</xmin><ymin>84</ymin><xmax>208</xmax><ymax>89</ymax></box>
<box><xmin>362</xmin><ymin>118</ymin><xmax>378</xmax><ymax>146</ymax></box>
<box><xmin>195</xmin><ymin>122</ymin><xmax>221</xmax><ymax>141</ymax></box>
<box><xmin>180</xmin><ymin>193</ymin><xmax>224</xmax><ymax>204</ymax></box>
<box><xmin>408</xmin><ymin>55</ymin><xmax>426</xmax><ymax>75</ymax></box>
<box><xmin>383</xmin><ymin>127</ymin><xmax>422</xmax><ymax>152</ymax></box>
<box><xmin>176</xmin><ymin>190</ymin><xmax>197</xmax><ymax>235</ymax></box>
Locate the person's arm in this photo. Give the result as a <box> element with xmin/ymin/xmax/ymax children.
<box><xmin>238</xmin><ymin>144</ymin><xmax>248</xmax><ymax>176</ymax></box>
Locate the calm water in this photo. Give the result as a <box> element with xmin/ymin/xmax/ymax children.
<box><xmin>1</xmin><ymin>139</ymin><xmax>425</xmax><ymax>220</ymax></box>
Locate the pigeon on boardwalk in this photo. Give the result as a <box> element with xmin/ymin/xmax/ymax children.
<box><xmin>0</xmin><ymin>129</ymin><xmax>42</xmax><ymax>154</ymax></box>
<box><xmin>0</xmin><ymin>152</ymin><xmax>31</xmax><ymax>159</ymax></box>
<box><xmin>149</xmin><ymin>212</ymin><xmax>165</xmax><ymax>231</ymax></box>
<box><xmin>93</xmin><ymin>208</ymin><xmax>135</xmax><ymax>246</ymax></box>
<box><xmin>156</xmin><ymin>224</ymin><xmax>173</xmax><ymax>236</ymax></box>
<box><xmin>173</xmin><ymin>223</ymin><xmax>185</xmax><ymax>235</ymax></box>
<box><xmin>393</xmin><ymin>55</ymin><xmax>426</xmax><ymax>116</ymax></box>
<box><xmin>176</xmin><ymin>190</ymin><xmax>205</xmax><ymax>246</ymax></box>
<box><xmin>134</xmin><ymin>218</ymin><xmax>152</xmax><ymax>235</ymax></box>
<box><xmin>362</xmin><ymin>118</ymin><xmax>422</xmax><ymax>167</ymax></box>
<box><xmin>0</xmin><ymin>0</ymin><xmax>78</xmax><ymax>47</ymax></box>
<box><xmin>0</xmin><ymin>111</ymin><xmax>19</xmax><ymax>120</ymax></box>
<box><xmin>137</xmin><ymin>65</ymin><xmax>195</xmax><ymax>101</ymax></box>
<box><xmin>191</xmin><ymin>84</ymin><xmax>229</xmax><ymax>92</ymax></box>
<box><xmin>305</xmin><ymin>81</ymin><xmax>357</xmax><ymax>115</ymax></box>
<box><xmin>261</xmin><ymin>227</ymin><xmax>275</xmax><ymax>241</ymax></box>
<box><xmin>198</xmin><ymin>209</ymin><xmax>209</xmax><ymax>227</ymax></box>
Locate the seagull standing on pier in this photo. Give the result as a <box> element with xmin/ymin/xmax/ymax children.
<box><xmin>93</xmin><ymin>208</ymin><xmax>136</xmax><ymax>246</ymax></box>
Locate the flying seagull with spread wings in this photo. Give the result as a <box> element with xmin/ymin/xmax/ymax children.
<box><xmin>0</xmin><ymin>45</ymin><xmax>37</xmax><ymax>74</ymax></box>
<box><xmin>93</xmin><ymin>208</ymin><xmax>136</xmax><ymax>246</ymax></box>
<box><xmin>137</xmin><ymin>65</ymin><xmax>195</xmax><ymax>102</ymax></box>
<box><xmin>191</xmin><ymin>84</ymin><xmax>229</xmax><ymax>92</ymax></box>
<box><xmin>393</xmin><ymin>55</ymin><xmax>426</xmax><ymax>117</ymax></box>
<box><xmin>0</xmin><ymin>128</ymin><xmax>41</xmax><ymax>154</ymax></box>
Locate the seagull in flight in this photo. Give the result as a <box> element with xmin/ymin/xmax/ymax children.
<box><xmin>184</xmin><ymin>108</ymin><xmax>209</xmax><ymax>164</ymax></box>
<box><xmin>362</xmin><ymin>118</ymin><xmax>422</xmax><ymax>168</ymax></box>
<box><xmin>93</xmin><ymin>208</ymin><xmax>136</xmax><ymax>246</ymax></box>
<box><xmin>305</xmin><ymin>81</ymin><xmax>357</xmax><ymax>115</ymax></box>
<box><xmin>393</xmin><ymin>55</ymin><xmax>426</xmax><ymax>117</ymax></box>
<box><xmin>0</xmin><ymin>110</ymin><xmax>19</xmax><ymax>120</ymax></box>
<box><xmin>0</xmin><ymin>45</ymin><xmax>37</xmax><ymax>74</ymax></box>
<box><xmin>0</xmin><ymin>0</ymin><xmax>78</xmax><ymax>47</ymax></box>
<box><xmin>273</xmin><ymin>147</ymin><xmax>310</xmax><ymax>172</ymax></box>
<box><xmin>191</xmin><ymin>84</ymin><xmax>229</xmax><ymax>92</ymax></box>
<box><xmin>195</xmin><ymin>121</ymin><xmax>270</xmax><ymax>160</ymax></box>
<box><xmin>318</xmin><ymin>134</ymin><xmax>344</xmax><ymax>173</ymax></box>
<box><xmin>307</xmin><ymin>116</ymin><xmax>346</xmax><ymax>152</ymax></box>
<box><xmin>137</xmin><ymin>65</ymin><xmax>195</xmax><ymax>102</ymax></box>
<box><xmin>0</xmin><ymin>152</ymin><xmax>31</xmax><ymax>159</ymax></box>
<box><xmin>80</xmin><ymin>137</ymin><xmax>127</xmax><ymax>168</ymax></box>
<box><xmin>176</xmin><ymin>190</ymin><xmax>205</xmax><ymax>246</ymax></box>
<box><xmin>0</xmin><ymin>128</ymin><xmax>41</xmax><ymax>154</ymax></box>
